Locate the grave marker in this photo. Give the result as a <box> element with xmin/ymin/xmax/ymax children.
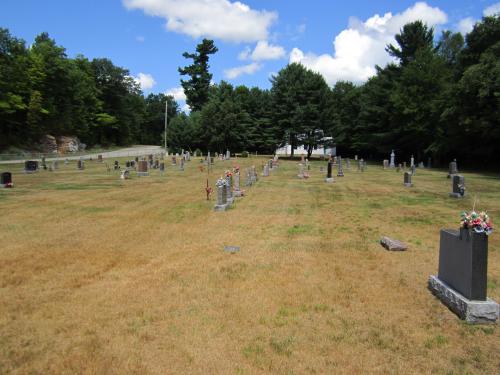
<box><xmin>24</xmin><ymin>160</ymin><xmax>38</xmax><ymax>173</ymax></box>
<box><xmin>0</xmin><ymin>172</ymin><xmax>13</xmax><ymax>188</ymax></box>
<box><xmin>337</xmin><ymin>156</ymin><xmax>344</xmax><ymax>177</ymax></box>
<box><xmin>404</xmin><ymin>171</ymin><xmax>412</xmax><ymax>187</ymax></box>
<box><xmin>77</xmin><ymin>159</ymin><xmax>85</xmax><ymax>170</ymax></box>
<box><xmin>137</xmin><ymin>160</ymin><xmax>149</xmax><ymax>176</ymax></box>
<box><xmin>214</xmin><ymin>178</ymin><xmax>228</xmax><ymax>211</ymax></box>
<box><xmin>389</xmin><ymin>150</ymin><xmax>395</xmax><ymax>168</ymax></box>
<box><xmin>325</xmin><ymin>160</ymin><xmax>334</xmax><ymax>183</ymax></box>
<box><xmin>449</xmin><ymin>175</ymin><xmax>465</xmax><ymax>198</ymax></box>
<box><xmin>448</xmin><ymin>159</ymin><xmax>458</xmax><ymax>178</ymax></box>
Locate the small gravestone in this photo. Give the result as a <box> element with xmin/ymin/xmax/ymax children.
<box><xmin>98</xmin><ymin>154</ymin><xmax>103</xmax><ymax>162</ymax></box>
<box><xmin>337</xmin><ymin>156</ymin><xmax>344</xmax><ymax>177</ymax></box>
<box><xmin>383</xmin><ymin>159</ymin><xmax>389</xmax><ymax>169</ymax></box>
<box><xmin>325</xmin><ymin>160</ymin><xmax>334</xmax><ymax>183</ymax></box>
<box><xmin>354</xmin><ymin>155</ymin><xmax>358</xmax><ymax>161</ymax></box>
<box><xmin>154</xmin><ymin>159</ymin><xmax>159</xmax><ymax>169</ymax></box>
<box><xmin>120</xmin><ymin>169</ymin><xmax>130</xmax><ymax>180</ymax></box>
<box><xmin>428</xmin><ymin>227</ymin><xmax>499</xmax><ymax>323</ymax></box>
<box><xmin>53</xmin><ymin>160</ymin><xmax>59</xmax><ymax>170</ymax></box>
<box><xmin>114</xmin><ymin>161</ymin><xmax>120</xmax><ymax>170</ymax></box>
<box><xmin>419</xmin><ymin>161</ymin><xmax>424</xmax><ymax>168</ymax></box>
<box><xmin>380</xmin><ymin>236</ymin><xmax>408</xmax><ymax>251</ymax></box>
<box><xmin>130</xmin><ymin>160</ymin><xmax>136</xmax><ymax>169</ymax></box>
<box><xmin>389</xmin><ymin>150</ymin><xmax>395</xmax><ymax>168</ymax></box>
<box><xmin>179</xmin><ymin>158</ymin><xmax>185</xmax><ymax>171</ymax></box>
<box><xmin>137</xmin><ymin>160</ymin><xmax>149</xmax><ymax>176</ymax></box>
<box><xmin>346</xmin><ymin>158</ymin><xmax>350</xmax><ymax>170</ymax></box>
<box><xmin>125</xmin><ymin>161</ymin><xmax>131</xmax><ymax>168</ymax></box>
<box><xmin>224</xmin><ymin>245</ymin><xmax>240</xmax><ymax>253</ymax></box>
<box><xmin>404</xmin><ymin>171</ymin><xmax>412</xmax><ymax>187</ymax></box>
<box><xmin>262</xmin><ymin>164</ymin><xmax>269</xmax><ymax>177</ymax></box>
<box><xmin>77</xmin><ymin>159</ymin><xmax>85</xmax><ymax>170</ymax></box>
<box><xmin>159</xmin><ymin>162</ymin><xmax>165</xmax><ymax>175</ymax></box>
<box><xmin>410</xmin><ymin>155</ymin><xmax>415</xmax><ymax>168</ymax></box>
<box><xmin>297</xmin><ymin>163</ymin><xmax>305</xmax><ymax>179</ymax></box>
<box><xmin>449</xmin><ymin>175</ymin><xmax>465</xmax><ymax>198</ymax></box>
<box><xmin>24</xmin><ymin>160</ymin><xmax>38</xmax><ymax>174</ymax></box>
<box><xmin>171</xmin><ymin>156</ymin><xmax>177</xmax><ymax>166</ymax></box>
<box><xmin>214</xmin><ymin>178</ymin><xmax>228</xmax><ymax>211</ymax></box>
<box><xmin>448</xmin><ymin>159</ymin><xmax>458</xmax><ymax>178</ymax></box>
<box><xmin>397</xmin><ymin>163</ymin><xmax>402</xmax><ymax>172</ymax></box>
<box><xmin>0</xmin><ymin>172</ymin><xmax>13</xmax><ymax>188</ymax></box>
<box><xmin>245</xmin><ymin>168</ymin><xmax>252</xmax><ymax>186</ymax></box>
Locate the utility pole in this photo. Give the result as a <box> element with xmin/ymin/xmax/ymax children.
<box><xmin>164</xmin><ymin>99</ymin><xmax>168</xmax><ymax>154</ymax></box>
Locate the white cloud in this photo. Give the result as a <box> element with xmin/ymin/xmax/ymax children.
<box><xmin>238</xmin><ymin>46</ymin><xmax>251</xmax><ymax>60</ymax></box>
<box><xmin>224</xmin><ymin>62</ymin><xmax>262</xmax><ymax>79</ymax></box>
<box><xmin>457</xmin><ymin>17</ymin><xmax>475</xmax><ymax>35</ymax></box>
<box><xmin>250</xmin><ymin>40</ymin><xmax>285</xmax><ymax>61</ymax></box>
<box><xmin>484</xmin><ymin>2</ymin><xmax>500</xmax><ymax>16</ymax></box>
<box><xmin>134</xmin><ymin>72</ymin><xmax>156</xmax><ymax>90</ymax></box>
<box><xmin>165</xmin><ymin>86</ymin><xmax>186</xmax><ymax>101</ymax></box>
<box><xmin>289</xmin><ymin>1</ymin><xmax>448</xmax><ymax>85</ymax></box>
<box><xmin>123</xmin><ymin>0</ymin><xmax>278</xmax><ymax>43</ymax></box>
<box><xmin>136</xmin><ymin>35</ymin><xmax>145</xmax><ymax>42</ymax></box>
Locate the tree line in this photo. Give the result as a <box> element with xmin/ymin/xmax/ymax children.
<box><xmin>1</xmin><ymin>15</ymin><xmax>499</xmax><ymax>166</ymax></box>
<box><xmin>0</xmin><ymin>29</ymin><xmax>179</xmax><ymax>151</ymax></box>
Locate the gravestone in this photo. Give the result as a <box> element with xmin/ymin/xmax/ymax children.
<box><xmin>297</xmin><ymin>163</ymin><xmax>305</xmax><ymax>179</ymax></box>
<box><xmin>251</xmin><ymin>166</ymin><xmax>257</xmax><ymax>183</ymax></box>
<box><xmin>135</xmin><ymin>156</ymin><xmax>139</xmax><ymax>163</ymax></box>
<box><xmin>0</xmin><ymin>172</ymin><xmax>13</xmax><ymax>188</ymax></box>
<box><xmin>179</xmin><ymin>158</ymin><xmax>185</xmax><ymax>171</ymax></box>
<box><xmin>130</xmin><ymin>160</ymin><xmax>136</xmax><ymax>168</ymax></box>
<box><xmin>77</xmin><ymin>159</ymin><xmax>85</xmax><ymax>170</ymax></box>
<box><xmin>49</xmin><ymin>162</ymin><xmax>55</xmax><ymax>172</ymax></box>
<box><xmin>159</xmin><ymin>162</ymin><xmax>165</xmax><ymax>175</ymax></box>
<box><xmin>403</xmin><ymin>161</ymin><xmax>407</xmax><ymax>170</ymax></box>
<box><xmin>226</xmin><ymin>175</ymin><xmax>234</xmax><ymax>204</ymax></box>
<box><xmin>98</xmin><ymin>154</ymin><xmax>103</xmax><ymax>162</ymax></box>
<box><xmin>389</xmin><ymin>150</ymin><xmax>395</xmax><ymax>168</ymax></box>
<box><xmin>245</xmin><ymin>168</ymin><xmax>252</xmax><ymax>187</ymax></box>
<box><xmin>41</xmin><ymin>156</ymin><xmax>47</xmax><ymax>170</ymax></box>
<box><xmin>380</xmin><ymin>236</ymin><xmax>408</xmax><ymax>251</ymax></box>
<box><xmin>120</xmin><ymin>170</ymin><xmax>130</xmax><ymax>180</ymax></box>
<box><xmin>346</xmin><ymin>158</ymin><xmax>350</xmax><ymax>170</ymax></box>
<box><xmin>171</xmin><ymin>156</ymin><xmax>177</xmax><ymax>166</ymax></box>
<box><xmin>448</xmin><ymin>159</ymin><xmax>458</xmax><ymax>178</ymax></box>
<box><xmin>397</xmin><ymin>163</ymin><xmax>402</xmax><ymax>172</ymax></box>
<box><xmin>154</xmin><ymin>159</ymin><xmax>159</xmax><ymax>169</ymax></box>
<box><xmin>449</xmin><ymin>175</ymin><xmax>465</xmax><ymax>198</ymax></box>
<box><xmin>233</xmin><ymin>171</ymin><xmax>244</xmax><ymax>197</ymax></box>
<box><xmin>214</xmin><ymin>178</ymin><xmax>228</xmax><ymax>212</ymax></box>
<box><xmin>419</xmin><ymin>161</ymin><xmax>424</xmax><ymax>168</ymax></box>
<box><xmin>53</xmin><ymin>160</ymin><xmax>59</xmax><ymax>170</ymax></box>
<box><xmin>383</xmin><ymin>159</ymin><xmax>389</xmax><ymax>169</ymax></box>
<box><xmin>305</xmin><ymin>158</ymin><xmax>310</xmax><ymax>171</ymax></box>
<box><xmin>64</xmin><ymin>158</ymin><xmax>69</xmax><ymax>165</ymax></box>
<box><xmin>137</xmin><ymin>160</ymin><xmax>149</xmax><ymax>176</ymax></box>
<box><xmin>325</xmin><ymin>160</ymin><xmax>334</xmax><ymax>183</ymax></box>
<box><xmin>262</xmin><ymin>164</ymin><xmax>269</xmax><ymax>177</ymax></box>
<box><xmin>125</xmin><ymin>161</ymin><xmax>131</xmax><ymax>168</ymax></box>
<box><xmin>337</xmin><ymin>156</ymin><xmax>344</xmax><ymax>177</ymax></box>
<box><xmin>360</xmin><ymin>159</ymin><xmax>365</xmax><ymax>172</ymax></box>
<box><xmin>354</xmin><ymin>155</ymin><xmax>358</xmax><ymax>161</ymax></box>
<box><xmin>114</xmin><ymin>161</ymin><xmax>119</xmax><ymax>170</ymax></box>
<box><xmin>24</xmin><ymin>160</ymin><xmax>38</xmax><ymax>173</ymax></box>
<box><xmin>410</xmin><ymin>155</ymin><xmax>415</xmax><ymax>168</ymax></box>
<box><xmin>411</xmin><ymin>165</ymin><xmax>416</xmax><ymax>175</ymax></box>
<box><xmin>268</xmin><ymin>159</ymin><xmax>273</xmax><ymax>171</ymax></box>
<box><xmin>226</xmin><ymin>150</ymin><xmax>230</xmax><ymax>160</ymax></box>
<box><xmin>301</xmin><ymin>154</ymin><xmax>305</xmax><ymax>164</ymax></box>
<box><xmin>404</xmin><ymin>171</ymin><xmax>412</xmax><ymax>187</ymax></box>
<box><xmin>428</xmin><ymin>228</ymin><xmax>499</xmax><ymax>323</ymax></box>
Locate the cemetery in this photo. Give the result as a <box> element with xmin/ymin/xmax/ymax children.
<box><xmin>0</xmin><ymin>154</ymin><xmax>498</xmax><ymax>374</ymax></box>
<box><xmin>1</xmin><ymin>2</ymin><xmax>499</xmax><ymax>373</ymax></box>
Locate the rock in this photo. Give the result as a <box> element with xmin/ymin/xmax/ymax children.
<box><xmin>57</xmin><ymin>136</ymin><xmax>81</xmax><ymax>153</ymax></box>
<box><xmin>380</xmin><ymin>236</ymin><xmax>408</xmax><ymax>251</ymax></box>
<box><xmin>39</xmin><ymin>135</ymin><xmax>58</xmax><ymax>153</ymax></box>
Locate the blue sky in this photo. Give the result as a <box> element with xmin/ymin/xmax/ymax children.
<box><xmin>1</xmin><ymin>1</ymin><xmax>498</xmax><ymax>108</ymax></box>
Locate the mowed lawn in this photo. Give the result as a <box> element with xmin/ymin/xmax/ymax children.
<box><xmin>0</xmin><ymin>157</ymin><xmax>499</xmax><ymax>375</ymax></box>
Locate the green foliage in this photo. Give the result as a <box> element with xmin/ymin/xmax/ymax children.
<box><xmin>178</xmin><ymin>39</ymin><xmax>218</xmax><ymax>111</ymax></box>
<box><xmin>386</xmin><ymin>21</ymin><xmax>434</xmax><ymax>66</ymax></box>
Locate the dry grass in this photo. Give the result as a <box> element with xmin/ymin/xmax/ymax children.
<box><xmin>0</xmin><ymin>157</ymin><xmax>499</xmax><ymax>375</ymax></box>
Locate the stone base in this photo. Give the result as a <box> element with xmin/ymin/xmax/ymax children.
<box><xmin>404</xmin><ymin>183</ymin><xmax>412</xmax><ymax>187</ymax></box>
<box><xmin>449</xmin><ymin>192</ymin><xmax>464</xmax><ymax>198</ymax></box>
<box><xmin>137</xmin><ymin>172</ymin><xmax>149</xmax><ymax>177</ymax></box>
<box><xmin>325</xmin><ymin>177</ymin><xmax>334</xmax><ymax>183</ymax></box>
<box><xmin>214</xmin><ymin>204</ymin><xmax>228</xmax><ymax>212</ymax></box>
<box><xmin>428</xmin><ymin>275</ymin><xmax>499</xmax><ymax>324</ymax></box>
<box><xmin>233</xmin><ymin>190</ymin><xmax>244</xmax><ymax>197</ymax></box>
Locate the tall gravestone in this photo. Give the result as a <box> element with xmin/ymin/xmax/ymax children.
<box><xmin>389</xmin><ymin>150</ymin><xmax>395</xmax><ymax>168</ymax></box>
<box><xmin>226</xmin><ymin>175</ymin><xmax>234</xmax><ymax>204</ymax></box>
<box><xmin>429</xmin><ymin>228</ymin><xmax>499</xmax><ymax>323</ymax></box>
<box><xmin>137</xmin><ymin>160</ymin><xmax>149</xmax><ymax>176</ymax></box>
<box><xmin>410</xmin><ymin>155</ymin><xmax>415</xmax><ymax>168</ymax></box>
<box><xmin>404</xmin><ymin>171</ymin><xmax>412</xmax><ymax>187</ymax></box>
<box><xmin>226</xmin><ymin>150</ymin><xmax>230</xmax><ymax>160</ymax></box>
<box><xmin>214</xmin><ymin>178</ymin><xmax>228</xmax><ymax>211</ymax></box>
<box><xmin>337</xmin><ymin>156</ymin><xmax>344</xmax><ymax>177</ymax></box>
<box><xmin>233</xmin><ymin>171</ymin><xmax>243</xmax><ymax>197</ymax></box>
<box><xmin>325</xmin><ymin>160</ymin><xmax>334</xmax><ymax>183</ymax></box>
<box><xmin>449</xmin><ymin>175</ymin><xmax>465</xmax><ymax>198</ymax></box>
<box><xmin>0</xmin><ymin>172</ymin><xmax>13</xmax><ymax>188</ymax></box>
<box><xmin>297</xmin><ymin>163</ymin><xmax>305</xmax><ymax>179</ymax></box>
<box><xmin>262</xmin><ymin>164</ymin><xmax>269</xmax><ymax>177</ymax></box>
<box><xmin>346</xmin><ymin>158</ymin><xmax>350</xmax><ymax>170</ymax></box>
<box><xmin>448</xmin><ymin>159</ymin><xmax>458</xmax><ymax>178</ymax></box>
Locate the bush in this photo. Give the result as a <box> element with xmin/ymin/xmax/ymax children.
<box><xmin>241</xmin><ymin>151</ymin><xmax>249</xmax><ymax>158</ymax></box>
<box><xmin>194</xmin><ymin>148</ymin><xmax>202</xmax><ymax>157</ymax></box>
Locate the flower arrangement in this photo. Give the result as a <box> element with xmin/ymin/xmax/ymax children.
<box><xmin>225</xmin><ymin>170</ymin><xmax>232</xmax><ymax>177</ymax></box>
<box><xmin>461</xmin><ymin>211</ymin><xmax>493</xmax><ymax>235</ymax></box>
<box><xmin>215</xmin><ymin>177</ymin><xmax>227</xmax><ymax>188</ymax></box>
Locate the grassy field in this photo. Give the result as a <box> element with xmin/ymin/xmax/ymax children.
<box><xmin>0</xmin><ymin>157</ymin><xmax>499</xmax><ymax>374</ymax></box>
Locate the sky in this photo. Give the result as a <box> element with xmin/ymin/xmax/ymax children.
<box><xmin>1</xmin><ymin>0</ymin><xmax>499</xmax><ymax>110</ymax></box>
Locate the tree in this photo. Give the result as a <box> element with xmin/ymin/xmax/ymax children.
<box><xmin>142</xmin><ymin>93</ymin><xmax>178</xmax><ymax>145</ymax></box>
<box><xmin>271</xmin><ymin>63</ymin><xmax>330</xmax><ymax>158</ymax></box>
<box><xmin>386</xmin><ymin>21</ymin><xmax>434</xmax><ymax>66</ymax></box>
<box><xmin>178</xmin><ymin>39</ymin><xmax>218</xmax><ymax>111</ymax></box>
